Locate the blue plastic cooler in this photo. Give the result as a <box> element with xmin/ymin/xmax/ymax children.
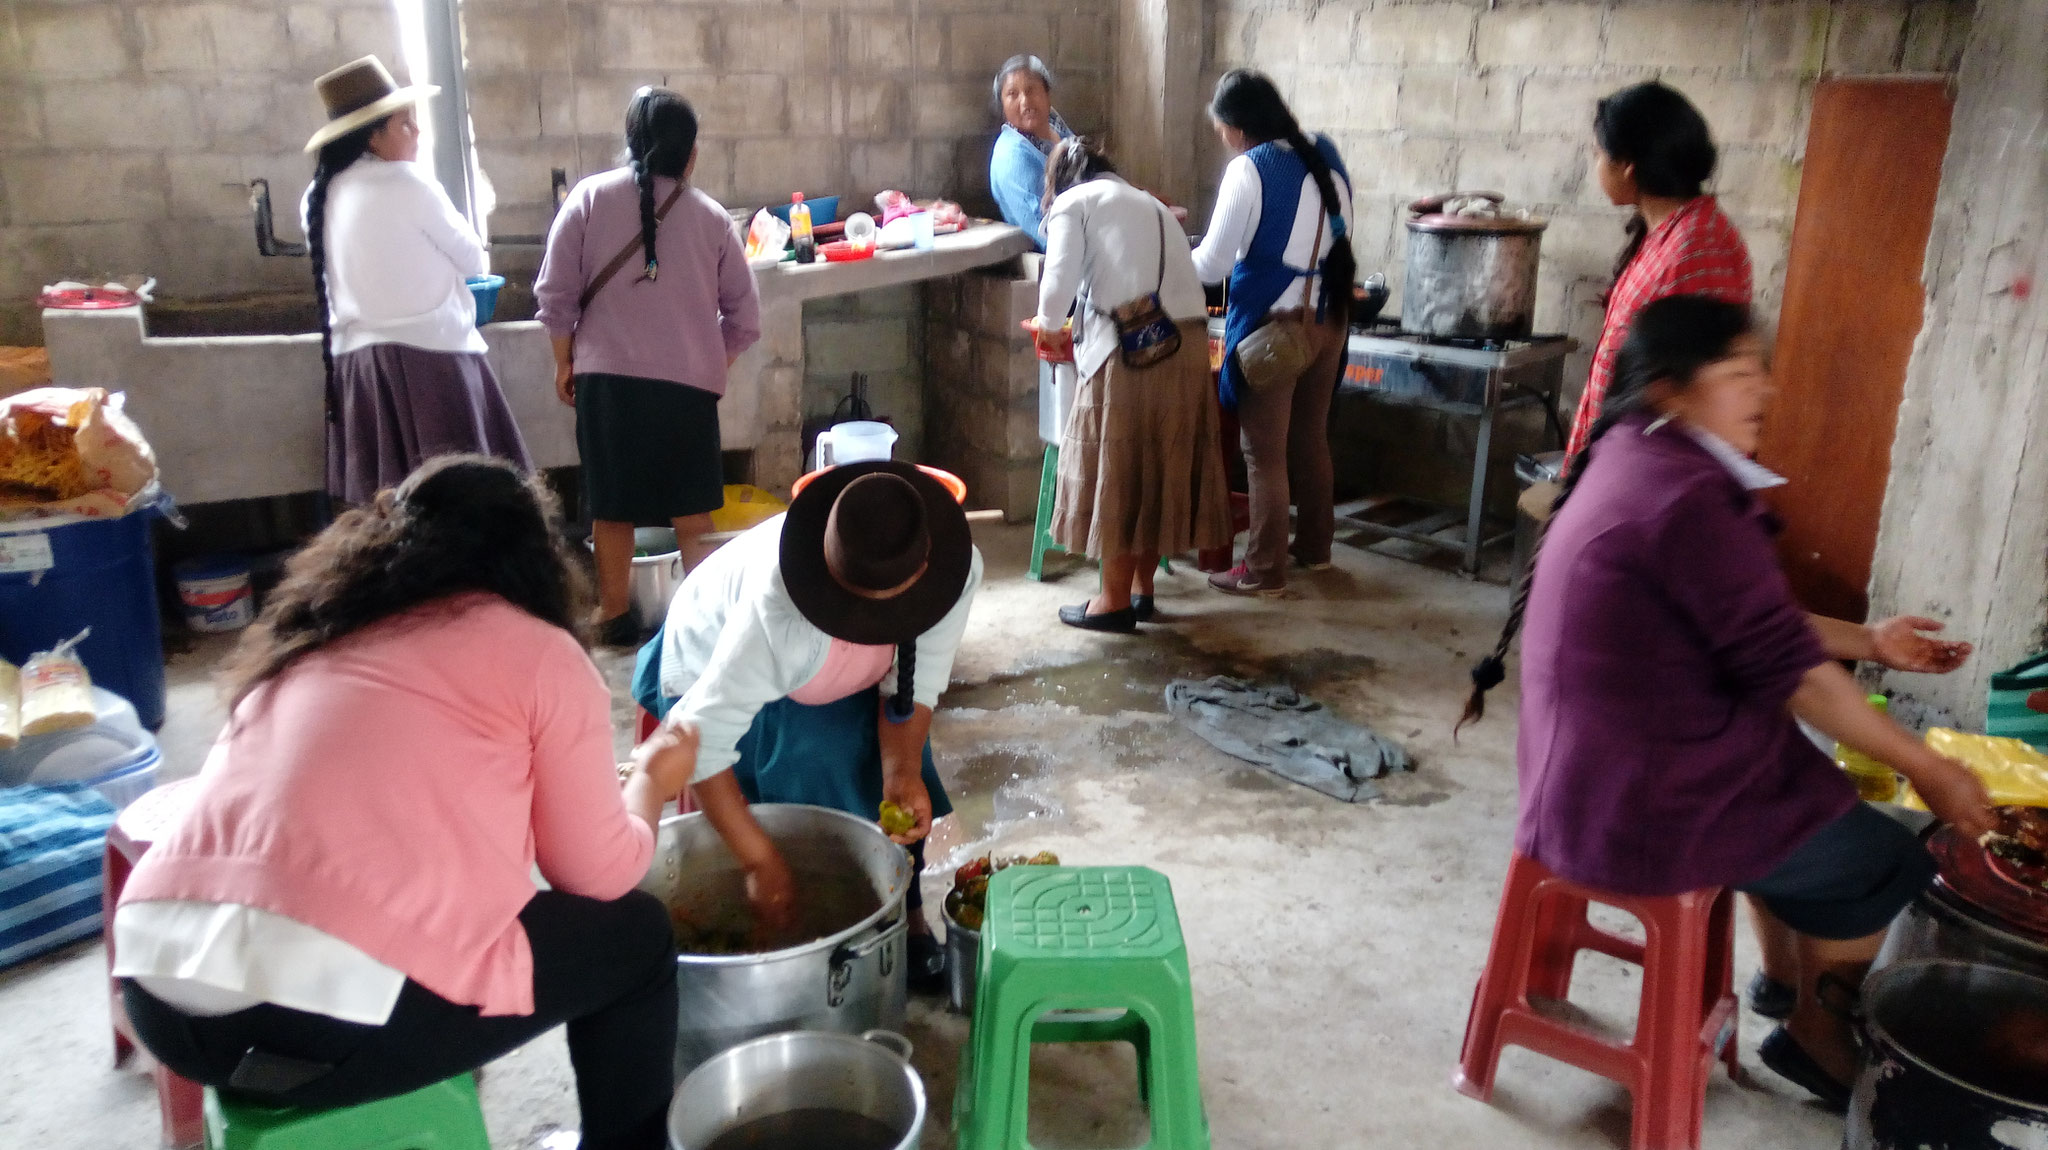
<box><xmin>0</xmin><ymin>506</ymin><xmax>167</xmax><ymax>730</ymax></box>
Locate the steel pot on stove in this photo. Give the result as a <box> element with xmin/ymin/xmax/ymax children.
<box><xmin>1402</xmin><ymin>191</ymin><xmax>1546</xmax><ymax>340</ymax></box>
<box><xmin>637</xmin><ymin>804</ymin><xmax>911</xmax><ymax>1078</ymax></box>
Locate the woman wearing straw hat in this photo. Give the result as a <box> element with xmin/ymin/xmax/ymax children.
<box><xmin>303</xmin><ymin>56</ymin><xmax>531</xmax><ymax>504</ymax></box>
<box><xmin>633</xmin><ymin>461</ymin><xmax>982</xmax><ymax>992</ymax></box>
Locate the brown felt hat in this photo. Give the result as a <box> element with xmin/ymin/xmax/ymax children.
<box><xmin>304</xmin><ymin>56</ymin><xmax>438</xmax><ymax>153</ymax></box>
<box><xmin>780</xmin><ymin>462</ymin><xmax>972</xmax><ymax>646</ymax></box>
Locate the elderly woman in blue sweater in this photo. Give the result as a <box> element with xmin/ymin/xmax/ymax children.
<box><xmin>986</xmin><ymin>54</ymin><xmax>1074</xmax><ymax>250</ymax></box>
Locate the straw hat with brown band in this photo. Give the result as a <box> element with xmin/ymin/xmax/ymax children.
<box><xmin>304</xmin><ymin>56</ymin><xmax>438</xmax><ymax>153</ymax></box>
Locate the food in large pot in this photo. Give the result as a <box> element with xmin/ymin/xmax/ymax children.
<box><xmin>1403</xmin><ymin>191</ymin><xmax>1546</xmax><ymax>340</ymax></box>
<box><xmin>1877</xmin><ymin>816</ymin><xmax>2048</xmax><ymax>976</ymax></box>
<box><xmin>940</xmin><ymin>850</ymin><xmax>1060</xmax><ymax>1014</ymax></box>
<box><xmin>668</xmin><ymin>1029</ymin><xmax>925</xmax><ymax>1150</ymax></box>
<box><xmin>1846</xmin><ymin>960</ymin><xmax>2048</xmax><ymax>1150</ymax></box>
<box><xmin>637</xmin><ymin>804</ymin><xmax>911</xmax><ymax>1078</ymax></box>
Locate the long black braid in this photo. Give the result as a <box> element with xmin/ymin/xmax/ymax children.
<box><xmin>1456</xmin><ymin>295</ymin><xmax>1756</xmax><ymax>733</ymax></box>
<box><xmin>620</xmin><ymin>87</ymin><xmax>699</xmax><ymax>283</ymax></box>
<box><xmin>888</xmin><ymin>641</ymin><xmax>916</xmax><ymax>723</ymax></box>
<box><xmin>1209</xmin><ymin>70</ymin><xmax>1357</xmax><ymax>316</ymax></box>
<box><xmin>307</xmin><ymin>121</ymin><xmax>384</xmax><ymax>424</ymax></box>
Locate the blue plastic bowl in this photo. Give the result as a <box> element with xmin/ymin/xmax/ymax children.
<box><xmin>467</xmin><ymin>274</ymin><xmax>505</xmax><ymax>325</ymax></box>
<box><xmin>768</xmin><ymin>195</ymin><xmax>840</xmax><ymax>227</ymax></box>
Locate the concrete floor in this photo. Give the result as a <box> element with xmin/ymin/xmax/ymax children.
<box><xmin>0</xmin><ymin>522</ymin><xmax>1850</xmax><ymax>1149</ymax></box>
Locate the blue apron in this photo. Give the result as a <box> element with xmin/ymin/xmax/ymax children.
<box><xmin>1218</xmin><ymin>136</ymin><xmax>1351</xmax><ymax>412</ymax></box>
<box><xmin>632</xmin><ymin>632</ymin><xmax>953</xmax><ymax>821</ymax></box>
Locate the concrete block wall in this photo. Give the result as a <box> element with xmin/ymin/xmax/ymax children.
<box><xmin>801</xmin><ymin>283</ymin><xmax>926</xmax><ymax>459</ymax></box>
<box><xmin>924</xmin><ymin>263</ymin><xmax>1044</xmax><ymax>519</ymax></box>
<box><xmin>1200</xmin><ymin>0</ymin><xmax>1973</xmax><ymax>401</ymax></box>
<box><xmin>464</xmin><ymin>0</ymin><xmax>1115</xmax><ymax>281</ymax></box>
<box><xmin>0</xmin><ymin>0</ymin><xmax>406</xmax><ymax>344</ymax></box>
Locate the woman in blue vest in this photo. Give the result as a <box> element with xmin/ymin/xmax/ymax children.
<box><xmin>1191</xmin><ymin>70</ymin><xmax>1355</xmax><ymax>597</ymax></box>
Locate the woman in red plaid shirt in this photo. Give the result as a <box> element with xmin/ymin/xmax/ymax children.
<box><xmin>1568</xmin><ymin>82</ymin><xmax>1751</xmax><ymax>460</ymax></box>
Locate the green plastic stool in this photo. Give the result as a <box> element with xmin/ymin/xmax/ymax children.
<box><xmin>954</xmin><ymin>866</ymin><xmax>1209</xmax><ymax>1149</ymax></box>
<box><xmin>205</xmin><ymin>1073</ymin><xmax>490</xmax><ymax>1150</ymax></box>
<box><xmin>1028</xmin><ymin>444</ymin><xmax>1173</xmax><ymax>584</ymax></box>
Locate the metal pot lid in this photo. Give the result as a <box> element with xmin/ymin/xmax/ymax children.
<box><xmin>1407</xmin><ymin>190</ymin><xmax>1547</xmax><ymax>235</ymax></box>
<box><xmin>1929</xmin><ymin>816</ymin><xmax>2048</xmax><ymax>937</ymax></box>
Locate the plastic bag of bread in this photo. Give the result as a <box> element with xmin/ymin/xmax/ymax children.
<box><xmin>20</xmin><ymin>631</ymin><xmax>95</xmax><ymax>738</ymax></box>
<box><xmin>0</xmin><ymin>387</ymin><xmax>158</xmax><ymax>517</ymax></box>
<box><xmin>0</xmin><ymin>657</ymin><xmax>19</xmax><ymax>750</ymax></box>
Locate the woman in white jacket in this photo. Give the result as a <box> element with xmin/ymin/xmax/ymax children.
<box><xmin>1028</xmin><ymin>139</ymin><xmax>1233</xmax><ymax>632</ymax></box>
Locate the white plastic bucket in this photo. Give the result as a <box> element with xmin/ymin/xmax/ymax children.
<box><xmin>173</xmin><ymin>556</ymin><xmax>254</xmax><ymax>632</ymax></box>
<box><xmin>814</xmin><ymin>421</ymin><xmax>898</xmax><ymax>468</ymax></box>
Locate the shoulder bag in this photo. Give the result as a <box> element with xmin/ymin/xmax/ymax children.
<box><xmin>577</xmin><ymin>180</ymin><xmax>686</xmax><ymax>311</ymax></box>
<box><xmin>1233</xmin><ymin>208</ymin><xmax>1326</xmax><ymax>394</ymax></box>
<box><xmin>1091</xmin><ymin>206</ymin><xmax>1184</xmax><ymax>370</ymax></box>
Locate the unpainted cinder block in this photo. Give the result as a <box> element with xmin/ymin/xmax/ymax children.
<box><xmin>947</xmin><ymin>14</ymin><xmax>1054</xmax><ymax>80</ymax></box>
<box><xmin>2</xmin><ymin>153</ymin><xmax>167</xmax><ymax>226</ymax></box>
<box><xmin>1476</xmin><ymin>6</ymin><xmax>1602</xmax><ymax>69</ymax></box>
<box><xmin>19</xmin><ymin>5</ymin><xmax>132</xmax><ymax>79</ymax></box>
<box><xmin>1359</xmin><ymin>4</ymin><xmax>1476</xmax><ymax>68</ymax></box>
<box><xmin>1290</xmin><ymin>65</ymin><xmax>1398</xmax><ymax>135</ymax></box>
<box><xmin>1455</xmin><ymin>137</ymin><xmax>1587</xmax><ymax>207</ymax></box>
<box><xmin>592</xmin><ymin>8</ymin><xmax>712</xmax><ymax>73</ymax></box>
<box><xmin>1606</xmin><ymin>3</ymin><xmax>1746</xmax><ymax>70</ymax></box>
<box><xmin>1824</xmin><ymin>1</ymin><xmax>1909</xmax><ymax>74</ymax></box>
<box><xmin>1676</xmin><ymin>76</ymin><xmax>1808</xmax><ymax>148</ymax></box>
<box><xmin>41</xmin><ymin>80</ymin><xmax>205</xmax><ymax>151</ymax></box>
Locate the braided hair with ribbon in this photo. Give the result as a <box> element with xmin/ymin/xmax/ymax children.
<box><xmin>621</xmin><ymin>87</ymin><xmax>699</xmax><ymax>283</ymax></box>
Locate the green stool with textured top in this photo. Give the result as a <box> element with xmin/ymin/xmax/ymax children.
<box><xmin>204</xmin><ymin>1073</ymin><xmax>490</xmax><ymax>1150</ymax></box>
<box><xmin>954</xmin><ymin>865</ymin><xmax>1208</xmax><ymax>1149</ymax></box>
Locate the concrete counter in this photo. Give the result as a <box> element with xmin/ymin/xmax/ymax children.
<box><xmin>42</xmin><ymin>224</ymin><xmax>1032</xmax><ymax>506</ymax></box>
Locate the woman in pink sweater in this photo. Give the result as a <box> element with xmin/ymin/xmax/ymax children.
<box><xmin>115</xmin><ymin>456</ymin><xmax>692</xmax><ymax>1150</ymax></box>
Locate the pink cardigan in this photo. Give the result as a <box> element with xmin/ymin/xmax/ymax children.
<box><xmin>122</xmin><ymin>593</ymin><xmax>654</xmax><ymax>1017</ymax></box>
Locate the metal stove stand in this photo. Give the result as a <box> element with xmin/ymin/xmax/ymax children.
<box><xmin>1332</xmin><ymin>324</ymin><xmax>1574</xmax><ymax>577</ymax></box>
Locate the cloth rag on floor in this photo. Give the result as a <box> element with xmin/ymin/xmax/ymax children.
<box><xmin>1164</xmin><ymin>676</ymin><xmax>1412</xmax><ymax>802</ymax></box>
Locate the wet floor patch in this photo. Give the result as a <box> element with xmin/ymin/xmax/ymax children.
<box><xmin>939</xmin><ymin>632</ymin><xmax>1384</xmax><ymax>719</ymax></box>
<box><xmin>927</xmin><ymin>745</ymin><xmax>1064</xmax><ymax>870</ymax></box>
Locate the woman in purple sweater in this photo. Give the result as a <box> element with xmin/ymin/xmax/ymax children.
<box><xmin>1462</xmin><ymin>296</ymin><xmax>1996</xmax><ymax>1108</ymax></box>
<box><xmin>536</xmin><ymin>88</ymin><xmax>762</xmax><ymax>646</ymax></box>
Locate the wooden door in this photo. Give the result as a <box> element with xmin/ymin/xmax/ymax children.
<box><xmin>1757</xmin><ymin>77</ymin><xmax>1953</xmax><ymax>621</ymax></box>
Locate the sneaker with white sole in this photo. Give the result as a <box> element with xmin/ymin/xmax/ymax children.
<box><xmin>1208</xmin><ymin>564</ymin><xmax>1286</xmax><ymax>597</ymax></box>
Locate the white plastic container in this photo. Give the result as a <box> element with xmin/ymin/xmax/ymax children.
<box><xmin>813</xmin><ymin>421</ymin><xmax>898</xmax><ymax>468</ymax></box>
<box><xmin>174</xmin><ymin>556</ymin><xmax>254</xmax><ymax>633</ymax></box>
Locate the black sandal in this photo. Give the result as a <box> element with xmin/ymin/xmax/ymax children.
<box><xmin>1058</xmin><ymin>603</ymin><xmax>1137</xmax><ymax>633</ymax></box>
<box><xmin>1758</xmin><ymin>1027</ymin><xmax>1853</xmax><ymax>1113</ymax></box>
<box><xmin>1131</xmin><ymin>594</ymin><xmax>1156</xmax><ymax>623</ymax></box>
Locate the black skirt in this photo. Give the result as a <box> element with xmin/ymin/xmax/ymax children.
<box><xmin>574</xmin><ymin>373</ymin><xmax>724</xmax><ymax>524</ymax></box>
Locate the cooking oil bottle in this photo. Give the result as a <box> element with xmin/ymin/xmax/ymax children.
<box><xmin>1835</xmin><ymin>694</ymin><xmax>1899</xmax><ymax>801</ymax></box>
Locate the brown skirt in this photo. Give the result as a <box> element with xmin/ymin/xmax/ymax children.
<box><xmin>1049</xmin><ymin>321</ymin><xmax>1234</xmax><ymax>560</ymax></box>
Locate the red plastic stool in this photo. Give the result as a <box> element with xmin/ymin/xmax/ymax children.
<box><xmin>103</xmin><ymin>778</ymin><xmax>206</xmax><ymax>1149</ymax></box>
<box><xmin>1454</xmin><ymin>853</ymin><xmax>1739</xmax><ymax>1150</ymax></box>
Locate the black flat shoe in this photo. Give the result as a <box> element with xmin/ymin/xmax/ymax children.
<box><xmin>1758</xmin><ymin>1026</ymin><xmax>1852</xmax><ymax>1113</ymax></box>
<box><xmin>1058</xmin><ymin>603</ymin><xmax>1138</xmax><ymax>633</ymax></box>
<box><xmin>1747</xmin><ymin>971</ymin><xmax>1796</xmax><ymax>1020</ymax></box>
<box><xmin>596</xmin><ymin>613</ymin><xmax>642</xmax><ymax>647</ymax></box>
<box><xmin>1132</xmin><ymin>594</ymin><xmax>1156</xmax><ymax>622</ymax></box>
<box><xmin>907</xmin><ymin>931</ymin><xmax>946</xmax><ymax>996</ymax></box>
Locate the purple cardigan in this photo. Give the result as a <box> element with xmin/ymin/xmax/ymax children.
<box><xmin>1515</xmin><ymin>414</ymin><xmax>1856</xmax><ymax>895</ymax></box>
<box><xmin>534</xmin><ymin>171</ymin><xmax>761</xmax><ymax>394</ymax></box>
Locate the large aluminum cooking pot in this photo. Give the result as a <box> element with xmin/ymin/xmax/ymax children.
<box><xmin>1846</xmin><ymin>961</ymin><xmax>2048</xmax><ymax>1149</ymax></box>
<box><xmin>668</xmin><ymin>1029</ymin><xmax>925</xmax><ymax>1150</ymax></box>
<box><xmin>638</xmin><ymin>804</ymin><xmax>911</xmax><ymax>1078</ymax></box>
<box><xmin>1403</xmin><ymin>191</ymin><xmax>1546</xmax><ymax>340</ymax></box>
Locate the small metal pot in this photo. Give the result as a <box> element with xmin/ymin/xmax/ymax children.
<box><xmin>941</xmin><ymin>895</ymin><xmax>979</xmax><ymax>1015</ymax></box>
<box><xmin>638</xmin><ymin>805</ymin><xmax>911</xmax><ymax>1078</ymax></box>
<box><xmin>1846</xmin><ymin>960</ymin><xmax>2048</xmax><ymax>1149</ymax></box>
<box><xmin>1403</xmin><ymin>191</ymin><xmax>1546</xmax><ymax>340</ymax></box>
<box><xmin>667</xmin><ymin>1029</ymin><xmax>926</xmax><ymax>1150</ymax></box>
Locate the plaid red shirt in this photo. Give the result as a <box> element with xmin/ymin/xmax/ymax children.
<box><xmin>1567</xmin><ymin>197</ymin><xmax>1752</xmax><ymax>459</ymax></box>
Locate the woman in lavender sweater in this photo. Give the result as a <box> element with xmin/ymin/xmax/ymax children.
<box><xmin>1462</xmin><ymin>296</ymin><xmax>1995</xmax><ymax>1109</ymax></box>
<box><xmin>536</xmin><ymin>88</ymin><xmax>762</xmax><ymax>646</ymax></box>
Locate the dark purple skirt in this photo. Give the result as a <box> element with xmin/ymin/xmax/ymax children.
<box><xmin>326</xmin><ymin>343</ymin><xmax>533</xmax><ymax>503</ymax></box>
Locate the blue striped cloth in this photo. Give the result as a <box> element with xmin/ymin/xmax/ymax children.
<box><xmin>0</xmin><ymin>783</ymin><xmax>118</xmax><ymax>968</ymax></box>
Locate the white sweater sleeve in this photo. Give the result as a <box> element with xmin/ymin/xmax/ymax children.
<box><xmin>405</xmin><ymin>166</ymin><xmax>488</xmax><ymax>278</ymax></box>
<box><xmin>1034</xmin><ymin>200</ymin><xmax>1087</xmax><ymax>330</ymax></box>
<box><xmin>1190</xmin><ymin>155</ymin><xmax>1261</xmax><ymax>285</ymax></box>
